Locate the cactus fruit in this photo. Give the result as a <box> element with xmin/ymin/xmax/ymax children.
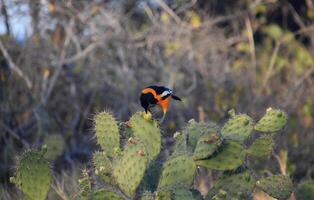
<box><xmin>113</xmin><ymin>142</ymin><xmax>149</xmax><ymax>197</ymax></box>
<box><xmin>195</xmin><ymin>141</ymin><xmax>245</xmax><ymax>170</ymax></box>
<box><xmin>13</xmin><ymin>150</ymin><xmax>52</xmax><ymax>200</ymax></box>
<box><xmin>95</xmin><ymin>112</ymin><xmax>120</xmax><ymax>157</ymax></box>
<box><xmin>130</xmin><ymin>112</ymin><xmax>161</xmax><ymax>161</ymax></box>
<box><xmin>158</xmin><ymin>154</ymin><xmax>196</xmax><ymax>190</ymax></box>
<box><xmin>92</xmin><ymin>188</ymin><xmax>124</xmax><ymax>200</ymax></box>
<box><xmin>246</xmin><ymin>135</ymin><xmax>274</xmax><ymax>157</ymax></box>
<box><xmin>187</xmin><ymin>119</ymin><xmax>219</xmax><ymax>151</ymax></box>
<box><xmin>193</xmin><ymin>132</ymin><xmax>222</xmax><ymax>160</ymax></box>
<box><xmin>206</xmin><ymin>171</ymin><xmax>255</xmax><ymax>200</ymax></box>
<box><xmin>296</xmin><ymin>182</ymin><xmax>314</xmax><ymax>200</ymax></box>
<box><xmin>43</xmin><ymin>134</ymin><xmax>65</xmax><ymax>160</ymax></box>
<box><xmin>93</xmin><ymin>151</ymin><xmax>114</xmax><ymax>184</ymax></box>
<box><xmin>254</xmin><ymin>108</ymin><xmax>287</xmax><ymax>133</ymax></box>
<box><xmin>143</xmin><ymin>111</ymin><xmax>152</xmax><ymax>120</ymax></box>
<box><xmin>221</xmin><ymin>114</ymin><xmax>254</xmax><ymax>142</ymax></box>
<box><xmin>256</xmin><ymin>175</ymin><xmax>293</xmax><ymax>200</ymax></box>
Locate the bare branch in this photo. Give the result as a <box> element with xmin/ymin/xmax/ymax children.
<box><xmin>0</xmin><ymin>40</ymin><xmax>32</xmax><ymax>89</ymax></box>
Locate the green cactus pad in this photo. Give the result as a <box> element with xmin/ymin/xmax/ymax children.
<box><xmin>173</xmin><ymin>188</ymin><xmax>195</xmax><ymax>200</ymax></box>
<box><xmin>93</xmin><ymin>151</ymin><xmax>114</xmax><ymax>184</ymax></box>
<box><xmin>221</xmin><ymin>114</ymin><xmax>254</xmax><ymax>142</ymax></box>
<box><xmin>156</xmin><ymin>190</ymin><xmax>172</xmax><ymax>200</ymax></box>
<box><xmin>195</xmin><ymin>141</ymin><xmax>245</xmax><ymax>170</ymax></box>
<box><xmin>92</xmin><ymin>189</ymin><xmax>124</xmax><ymax>200</ymax></box>
<box><xmin>246</xmin><ymin>135</ymin><xmax>274</xmax><ymax>157</ymax></box>
<box><xmin>172</xmin><ymin>132</ymin><xmax>188</xmax><ymax>156</ymax></box>
<box><xmin>130</xmin><ymin>112</ymin><xmax>161</xmax><ymax>161</ymax></box>
<box><xmin>158</xmin><ymin>154</ymin><xmax>196</xmax><ymax>190</ymax></box>
<box><xmin>141</xmin><ymin>191</ymin><xmax>155</xmax><ymax>200</ymax></box>
<box><xmin>207</xmin><ymin>171</ymin><xmax>255</xmax><ymax>200</ymax></box>
<box><xmin>43</xmin><ymin>134</ymin><xmax>65</xmax><ymax>160</ymax></box>
<box><xmin>254</xmin><ymin>108</ymin><xmax>288</xmax><ymax>133</ymax></box>
<box><xmin>187</xmin><ymin>119</ymin><xmax>219</xmax><ymax>151</ymax></box>
<box><xmin>193</xmin><ymin>132</ymin><xmax>222</xmax><ymax>160</ymax></box>
<box><xmin>14</xmin><ymin>150</ymin><xmax>52</xmax><ymax>200</ymax></box>
<box><xmin>95</xmin><ymin>112</ymin><xmax>120</xmax><ymax>157</ymax></box>
<box><xmin>296</xmin><ymin>182</ymin><xmax>314</xmax><ymax>200</ymax></box>
<box><xmin>113</xmin><ymin>142</ymin><xmax>149</xmax><ymax>197</ymax></box>
<box><xmin>256</xmin><ymin>175</ymin><xmax>293</xmax><ymax>200</ymax></box>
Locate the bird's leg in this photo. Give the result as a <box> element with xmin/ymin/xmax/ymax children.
<box><xmin>159</xmin><ymin>113</ymin><xmax>166</xmax><ymax>123</ymax></box>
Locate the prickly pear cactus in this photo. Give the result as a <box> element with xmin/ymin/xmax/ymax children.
<box><xmin>221</xmin><ymin>114</ymin><xmax>254</xmax><ymax>142</ymax></box>
<box><xmin>195</xmin><ymin>141</ymin><xmax>245</xmax><ymax>170</ymax></box>
<box><xmin>246</xmin><ymin>135</ymin><xmax>274</xmax><ymax>157</ymax></box>
<box><xmin>254</xmin><ymin>108</ymin><xmax>287</xmax><ymax>133</ymax></box>
<box><xmin>296</xmin><ymin>182</ymin><xmax>314</xmax><ymax>200</ymax></box>
<box><xmin>207</xmin><ymin>171</ymin><xmax>255</xmax><ymax>200</ymax></box>
<box><xmin>43</xmin><ymin>134</ymin><xmax>65</xmax><ymax>160</ymax></box>
<box><xmin>13</xmin><ymin>150</ymin><xmax>52</xmax><ymax>200</ymax></box>
<box><xmin>172</xmin><ymin>132</ymin><xmax>188</xmax><ymax>156</ymax></box>
<box><xmin>193</xmin><ymin>132</ymin><xmax>222</xmax><ymax>160</ymax></box>
<box><xmin>92</xmin><ymin>188</ymin><xmax>124</xmax><ymax>200</ymax></box>
<box><xmin>93</xmin><ymin>151</ymin><xmax>114</xmax><ymax>184</ymax></box>
<box><xmin>158</xmin><ymin>154</ymin><xmax>196</xmax><ymax>190</ymax></box>
<box><xmin>256</xmin><ymin>175</ymin><xmax>293</xmax><ymax>200</ymax></box>
<box><xmin>95</xmin><ymin>112</ymin><xmax>120</xmax><ymax>157</ymax></box>
<box><xmin>130</xmin><ymin>112</ymin><xmax>161</xmax><ymax>160</ymax></box>
<box><xmin>113</xmin><ymin>142</ymin><xmax>149</xmax><ymax>197</ymax></box>
<box><xmin>187</xmin><ymin>119</ymin><xmax>219</xmax><ymax>151</ymax></box>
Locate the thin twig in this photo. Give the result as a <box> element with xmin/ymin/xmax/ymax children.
<box><xmin>62</xmin><ymin>42</ymin><xmax>99</xmax><ymax>64</ymax></box>
<box><xmin>272</xmin><ymin>152</ymin><xmax>287</xmax><ymax>175</ymax></box>
<box><xmin>0</xmin><ymin>40</ymin><xmax>32</xmax><ymax>89</ymax></box>
<box><xmin>155</xmin><ymin>0</ymin><xmax>182</xmax><ymax>24</ymax></box>
<box><xmin>257</xmin><ymin>41</ymin><xmax>281</xmax><ymax>97</ymax></box>
<box><xmin>0</xmin><ymin>121</ymin><xmax>30</xmax><ymax>148</ymax></box>
<box><xmin>245</xmin><ymin>16</ymin><xmax>257</xmax><ymax>81</ymax></box>
<box><xmin>42</xmin><ymin>19</ymin><xmax>72</xmax><ymax>104</ymax></box>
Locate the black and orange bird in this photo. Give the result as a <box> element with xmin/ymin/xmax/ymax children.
<box><xmin>140</xmin><ymin>85</ymin><xmax>182</xmax><ymax>122</ymax></box>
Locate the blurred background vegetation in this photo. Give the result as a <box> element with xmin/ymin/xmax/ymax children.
<box><xmin>0</xmin><ymin>0</ymin><xmax>314</xmax><ymax>199</ymax></box>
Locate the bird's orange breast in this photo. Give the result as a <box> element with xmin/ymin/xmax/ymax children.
<box><xmin>157</xmin><ymin>96</ymin><xmax>171</xmax><ymax>114</ymax></box>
